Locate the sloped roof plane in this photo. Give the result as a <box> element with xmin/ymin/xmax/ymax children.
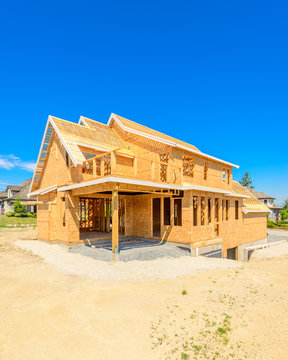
<box><xmin>30</xmin><ymin>115</ymin><xmax>128</xmax><ymax>193</ymax></box>
<box><xmin>107</xmin><ymin>113</ymin><xmax>239</xmax><ymax>168</ymax></box>
<box><xmin>232</xmin><ymin>181</ymin><xmax>271</xmax><ymax>213</ymax></box>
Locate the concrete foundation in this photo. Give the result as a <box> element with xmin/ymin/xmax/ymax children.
<box><xmin>191</xmin><ymin>242</ymin><xmax>222</xmax><ymax>257</ymax></box>
<box><xmin>238</xmin><ymin>237</ymin><xmax>267</xmax><ymax>261</ymax></box>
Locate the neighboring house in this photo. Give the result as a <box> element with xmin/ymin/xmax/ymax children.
<box><xmin>0</xmin><ymin>192</ymin><xmax>7</xmax><ymax>215</ymax></box>
<box><xmin>0</xmin><ymin>179</ymin><xmax>37</xmax><ymax>214</ymax></box>
<box><xmin>29</xmin><ymin>114</ymin><xmax>270</xmax><ymax>261</ymax></box>
<box><xmin>244</xmin><ymin>187</ymin><xmax>282</xmax><ymax>221</ymax></box>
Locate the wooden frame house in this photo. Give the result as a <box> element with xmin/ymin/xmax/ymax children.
<box><xmin>29</xmin><ymin>113</ymin><xmax>270</xmax><ymax>260</ymax></box>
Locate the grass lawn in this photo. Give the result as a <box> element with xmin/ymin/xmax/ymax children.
<box><xmin>0</xmin><ymin>216</ymin><xmax>37</xmax><ymax>227</ymax></box>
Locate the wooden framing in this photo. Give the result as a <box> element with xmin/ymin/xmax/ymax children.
<box><xmin>31</xmin><ymin>112</ymin><xmax>269</xmax><ymax>260</ymax></box>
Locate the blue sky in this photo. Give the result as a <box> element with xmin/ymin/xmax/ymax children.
<box><xmin>0</xmin><ymin>0</ymin><xmax>287</xmax><ymax>204</ymax></box>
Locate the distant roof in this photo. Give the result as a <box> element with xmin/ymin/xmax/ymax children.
<box><xmin>244</xmin><ymin>187</ymin><xmax>275</xmax><ymax>199</ymax></box>
<box><xmin>233</xmin><ymin>182</ymin><xmax>271</xmax><ymax>213</ymax></box>
<box><xmin>2</xmin><ymin>179</ymin><xmax>36</xmax><ymax>201</ymax></box>
<box><xmin>9</xmin><ymin>179</ymin><xmax>36</xmax><ymax>201</ymax></box>
<box><xmin>268</xmin><ymin>204</ymin><xmax>282</xmax><ymax>210</ymax></box>
<box><xmin>0</xmin><ymin>191</ymin><xmax>7</xmax><ymax>199</ymax></box>
<box><xmin>7</xmin><ymin>185</ymin><xmax>22</xmax><ymax>192</ymax></box>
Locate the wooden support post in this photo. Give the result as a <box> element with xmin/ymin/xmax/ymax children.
<box><xmin>106</xmin><ymin>199</ymin><xmax>110</xmax><ymax>232</ymax></box>
<box><xmin>111</xmin><ymin>151</ymin><xmax>116</xmax><ymax>175</ymax></box>
<box><xmin>93</xmin><ymin>158</ymin><xmax>96</xmax><ymax>177</ymax></box>
<box><xmin>100</xmin><ymin>199</ymin><xmax>105</xmax><ymax>232</ymax></box>
<box><xmin>112</xmin><ymin>186</ymin><xmax>119</xmax><ymax>258</ymax></box>
<box><xmin>101</xmin><ymin>159</ymin><xmax>104</xmax><ymax>176</ymax></box>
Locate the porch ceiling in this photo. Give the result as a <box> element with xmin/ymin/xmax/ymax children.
<box><xmin>57</xmin><ymin>176</ymin><xmax>250</xmax><ymax>198</ymax></box>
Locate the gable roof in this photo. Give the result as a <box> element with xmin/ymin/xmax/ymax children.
<box><xmin>31</xmin><ymin>112</ymin><xmax>240</xmax><ymax>193</ymax></box>
<box><xmin>0</xmin><ymin>191</ymin><xmax>7</xmax><ymax>199</ymax></box>
<box><xmin>244</xmin><ymin>187</ymin><xmax>275</xmax><ymax>200</ymax></box>
<box><xmin>232</xmin><ymin>181</ymin><xmax>271</xmax><ymax>213</ymax></box>
<box><xmin>1</xmin><ymin>179</ymin><xmax>36</xmax><ymax>201</ymax></box>
<box><xmin>9</xmin><ymin>179</ymin><xmax>36</xmax><ymax>201</ymax></box>
<box><xmin>111</xmin><ymin>114</ymin><xmax>201</xmax><ymax>151</ymax></box>
<box><xmin>30</xmin><ymin>115</ymin><xmax>128</xmax><ymax>193</ymax></box>
<box><xmin>6</xmin><ymin>185</ymin><xmax>22</xmax><ymax>192</ymax></box>
<box><xmin>107</xmin><ymin>113</ymin><xmax>239</xmax><ymax>168</ymax></box>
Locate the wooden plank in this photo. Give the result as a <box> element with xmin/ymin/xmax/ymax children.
<box><xmin>192</xmin><ymin>236</ymin><xmax>222</xmax><ymax>249</ymax></box>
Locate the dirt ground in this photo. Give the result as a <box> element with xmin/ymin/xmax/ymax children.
<box><xmin>0</xmin><ymin>229</ymin><xmax>288</xmax><ymax>360</ymax></box>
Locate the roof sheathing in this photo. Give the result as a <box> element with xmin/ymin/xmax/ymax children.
<box><xmin>108</xmin><ymin>113</ymin><xmax>239</xmax><ymax>169</ymax></box>
<box><xmin>232</xmin><ymin>181</ymin><xmax>270</xmax><ymax>213</ymax></box>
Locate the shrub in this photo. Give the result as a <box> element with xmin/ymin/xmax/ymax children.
<box><xmin>32</xmin><ymin>212</ymin><xmax>37</xmax><ymax>218</ymax></box>
<box><xmin>267</xmin><ymin>219</ymin><xmax>276</xmax><ymax>228</ymax></box>
<box><xmin>5</xmin><ymin>211</ymin><xmax>14</xmax><ymax>217</ymax></box>
<box><xmin>280</xmin><ymin>209</ymin><xmax>288</xmax><ymax>221</ymax></box>
<box><xmin>13</xmin><ymin>197</ymin><xmax>26</xmax><ymax>214</ymax></box>
<box><xmin>14</xmin><ymin>213</ymin><xmax>22</xmax><ymax>217</ymax></box>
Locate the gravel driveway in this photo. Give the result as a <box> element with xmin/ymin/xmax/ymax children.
<box><xmin>267</xmin><ymin>228</ymin><xmax>288</xmax><ymax>243</ymax></box>
<box><xmin>68</xmin><ymin>237</ymin><xmax>191</xmax><ymax>262</ymax></box>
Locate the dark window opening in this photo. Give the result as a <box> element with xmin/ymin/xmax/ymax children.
<box><xmin>174</xmin><ymin>199</ymin><xmax>182</xmax><ymax>226</ymax></box>
<box><xmin>164</xmin><ymin>198</ymin><xmax>171</xmax><ymax>225</ymax></box>
<box><xmin>208</xmin><ymin>198</ymin><xmax>211</xmax><ymax>224</ymax></box>
<box><xmin>62</xmin><ymin>197</ymin><xmax>66</xmax><ymax>226</ymax></box>
<box><xmin>66</xmin><ymin>151</ymin><xmax>69</xmax><ymax>167</ymax></box>
<box><xmin>235</xmin><ymin>200</ymin><xmax>239</xmax><ymax>220</ymax></box>
<box><xmin>215</xmin><ymin>198</ymin><xmax>219</xmax><ymax>222</ymax></box>
<box><xmin>226</xmin><ymin>200</ymin><xmax>229</xmax><ymax>221</ymax></box>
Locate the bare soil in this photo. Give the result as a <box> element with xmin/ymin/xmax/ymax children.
<box><xmin>0</xmin><ymin>229</ymin><xmax>288</xmax><ymax>360</ymax></box>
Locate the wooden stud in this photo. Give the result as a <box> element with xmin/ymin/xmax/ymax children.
<box><xmin>112</xmin><ymin>186</ymin><xmax>119</xmax><ymax>254</ymax></box>
<box><xmin>111</xmin><ymin>151</ymin><xmax>116</xmax><ymax>175</ymax></box>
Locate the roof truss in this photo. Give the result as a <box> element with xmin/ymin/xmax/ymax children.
<box><xmin>29</xmin><ymin>116</ymin><xmax>78</xmax><ymax>194</ymax></box>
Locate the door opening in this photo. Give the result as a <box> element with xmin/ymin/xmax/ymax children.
<box><xmin>153</xmin><ymin>198</ymin><xmax>161</xmax><ymax>237</ymax></box>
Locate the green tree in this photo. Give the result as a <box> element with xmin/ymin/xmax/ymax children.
<box><xmin>280</xmin><ymin>209</ymin><xmax>288</xmax><ymax>220</ymax></box>
<box><xmin>239</xmin><ymin>171</ymin><xmax>254</xmax><ymax>189</ymax></box>
<box><xmin>282</xmin><ymin>198</ymin><xmax>288</xmax><ymax>210</ymax></box>
<box><xmin>13</xmin><ymin>197</ymin><xmax>26</xmax><ymax>214</ymax></box>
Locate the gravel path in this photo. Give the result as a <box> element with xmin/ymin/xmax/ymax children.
<box><xmin>68</xmin><ymin>238</ymin><xmax>191</xmax><ymax>262</ymax></box>
<box><xmin>15</xmin><ymin>240</ymin><xmax>241</xmax><ymax>282</ymax></box>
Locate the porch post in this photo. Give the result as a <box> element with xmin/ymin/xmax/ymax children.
<box><xmin>112</xmin><ymin>185</ymin><xmax>119</xmax><ymax>260</ymax></box>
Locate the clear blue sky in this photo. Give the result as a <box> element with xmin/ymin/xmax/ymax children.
<box><xmin>0</xmin><ymin>0</ymin><xmax>287</xmax><ymax>204</ymax></box>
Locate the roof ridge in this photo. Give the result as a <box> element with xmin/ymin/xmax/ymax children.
<box><xmin>50</xmin><ymin>115</ymin><xmax>104</xmax><ymax>133</ymax></box>
<box><xmin>81</xmin><ymin>116</ymin><xmax>109</xmax><ymax>128</ymax></box>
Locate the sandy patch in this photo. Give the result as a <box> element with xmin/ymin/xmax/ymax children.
<box><xmin>0</xmin><ymin>229</ymin><xmax>288</xmax><ymax>360</ymax></box>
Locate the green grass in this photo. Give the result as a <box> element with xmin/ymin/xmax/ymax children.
<box><xmin>0</xmin><ymin>216</ymin><xmax>37</xmax><ymax>227</ymax></box>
